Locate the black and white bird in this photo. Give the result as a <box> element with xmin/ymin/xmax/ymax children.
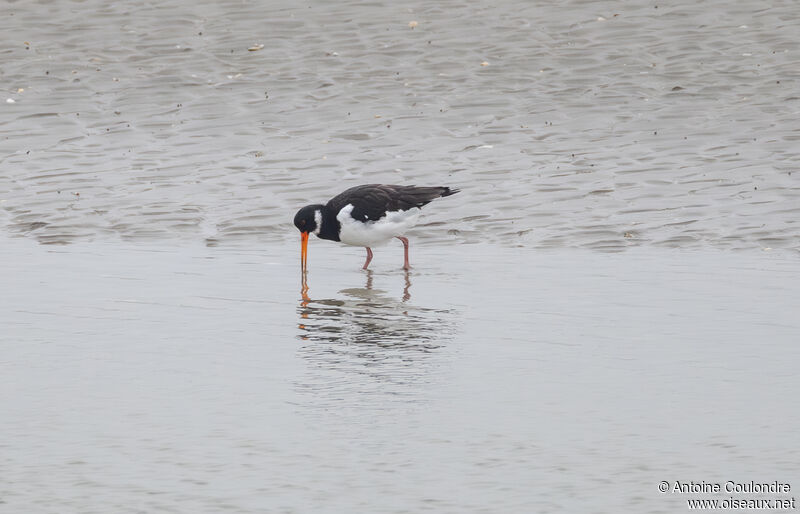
<box><xmin>294</xmin><ymin>184</ymin><xmax>459</xmax><ymax>271</ymax></box>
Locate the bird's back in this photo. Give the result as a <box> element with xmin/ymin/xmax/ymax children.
<box><xmin>326</xmin><ymin>184</ymin><xmax>459</xmax><ymax>222</ymax></box>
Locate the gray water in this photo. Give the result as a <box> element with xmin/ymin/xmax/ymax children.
<box><xmin>3</xmin><ymin>238</ymin><xmax>799</xmax><ymax>512</ymax></box>
<box><xmin>2</xmin><ymin>0</ymin><xmax>800</xmax><ymax>512</ymax></box>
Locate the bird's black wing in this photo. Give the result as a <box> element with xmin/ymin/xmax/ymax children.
<box><xmin>326</xmin><ymin>184</ymin><xmax>459</xmax><ymax>222</ymax></box>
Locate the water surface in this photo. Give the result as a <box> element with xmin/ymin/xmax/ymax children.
<box><xmin>1</xmin><ymin>0</ymin><xmax>799</xmax><ymax>511</ymax></box>
<box><xmin>2</xmin><ymin>237</ymin><xmax>798</xmax><ymax>512</ymax></box>
<box><xmin>1</xmin><ymin>0</ymin><xmax>798</xmax><ymax>250</ymax></box>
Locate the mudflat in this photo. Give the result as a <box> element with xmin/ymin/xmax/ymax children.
<box><xmin>2</xmin><ymin>0</ymin><xmax>799</xmax><ymax>511</ymax></box>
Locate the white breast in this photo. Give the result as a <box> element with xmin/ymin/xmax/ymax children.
<box><xmin>336</xmin><ymin>204</ymin><xmax>420</xmax><ymax>247</ymax></box>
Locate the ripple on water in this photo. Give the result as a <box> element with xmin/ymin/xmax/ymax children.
<box><xmin>1</xmin><ymin>0</ymin><xmax>798</xmax><ymax>251</ymax></box>
<box><xmin>295</xmin><ymin>269</ymin><xmax>457</xmax><ymax>410</ymax></box>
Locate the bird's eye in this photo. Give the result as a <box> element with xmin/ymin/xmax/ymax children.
<box><xmin>300</xmin><ymin>219</ymin><xmax>306</xmax><ymax>225</ymax></box>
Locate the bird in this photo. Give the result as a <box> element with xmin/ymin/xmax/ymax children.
<box><xmin>294</xmin><ymin>184</ymin><xmax>459</xmax><ymax>272</ymax></box>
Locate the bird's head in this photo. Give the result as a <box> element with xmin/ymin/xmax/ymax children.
<box><xmin>294</xmin><ymin>204</ymin><xmax>323</xmax><ymax>235</ymax></box>
<box><xmin>294</xmin><ymin>204</ymin><xmax>323</xmax><ymax>273</ymax></box>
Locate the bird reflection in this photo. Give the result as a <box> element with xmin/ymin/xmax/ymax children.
<box><xmin>295</xmin><ymin>271</ymin><xmax>456</xmax><ymax>411</ymax></box>
<box><xmin>300</xmin><ymin>270</ymin><xmax>311</xmax><ymax>311</ymax></box>
<box><xmin>356</xmin><ymin>269</ymin><xmax>410</xmax><ymax>301</ymax></box>
<box><xmin>297</xmin><ymin>270</ymin><xmax>453</xmax><ymax>370</ymax></box>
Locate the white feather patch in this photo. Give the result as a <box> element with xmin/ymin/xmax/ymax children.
<box><xmin>313</xmin><ymin>209</ymin><xmax>322</xmax><ymax>236</ymax></box>
<box><xmin>336</xmin><ymin>204</ymin><xmax>420</xmax><ymax>247</ymax></box>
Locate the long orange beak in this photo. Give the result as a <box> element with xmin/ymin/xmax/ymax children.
<box><xmin>300</xmin><ymin>231</ymin><xmax>309</xmax><ymax>273</ymax></box>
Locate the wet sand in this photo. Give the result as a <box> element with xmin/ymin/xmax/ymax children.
<box><xmin>2</xmin><ymin>0</ymin><xmax>800</xmax><ymax>511</ymax></box>
<box><xmin>1</xmin><ymin>0</ymin><xmax>799</xmax><ymax>249</ymax></box>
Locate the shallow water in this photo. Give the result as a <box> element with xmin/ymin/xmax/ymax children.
<box><xmin>2</xmin><ymin>237</ymin><xmax>799</xmax><ymax>512</ymax></box>
<box><xmin>2</xmin><ymin>0</ymin><xmax>800</xmax><ymax>511</ymax></box>
<box><xmin>1</xmin><ymin>0</ymin><xmax>799</xmax><ymax>249</ymax></box>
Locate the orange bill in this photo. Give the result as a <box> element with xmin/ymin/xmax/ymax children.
<box><xmin>300</xmin><ymin>231</ymin><xmax>309</xmax><ymax>273</ymax></box>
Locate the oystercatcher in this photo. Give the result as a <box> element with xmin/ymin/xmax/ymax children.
<box><xmin>294</xmin><ymin>184</ymin><xmax>459</xmax><ymax>271</ymax></box>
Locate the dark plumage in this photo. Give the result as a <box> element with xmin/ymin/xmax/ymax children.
<box><xmin>294</xmin><ymin>184</ymin><xmax>459</xmax><ymax>271</ymax></box>
<box><xmin>327</xmin><ymin>184</ymin><xmax>459</xmax><ymax>222</ymax></box>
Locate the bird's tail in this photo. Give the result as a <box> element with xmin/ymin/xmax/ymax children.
<box><xmin>440</xmin><ymin>187</ymin><xmax>460</xmax><ymax>197</ymax></box>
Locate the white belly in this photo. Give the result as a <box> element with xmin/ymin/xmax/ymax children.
<box><xmin>336</xmin><ymin>204</ymin><xmax>420</xmax><ymax>247</ymax></box>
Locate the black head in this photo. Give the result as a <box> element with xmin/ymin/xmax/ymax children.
<box><xmin>294</xmin><ymin>204</ymin><xmax>323</xmax><ymax>234</ymax></box>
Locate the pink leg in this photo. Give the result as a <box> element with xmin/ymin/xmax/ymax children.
<box><xmin>362</xmin><ymin>247</ymin><xmax>373</xmax><ymax>270</ymax></box>
<box><xmin>396</xmin><ymin>236</ymin><xmax>410</xmax><ymax>270</ymax></box>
